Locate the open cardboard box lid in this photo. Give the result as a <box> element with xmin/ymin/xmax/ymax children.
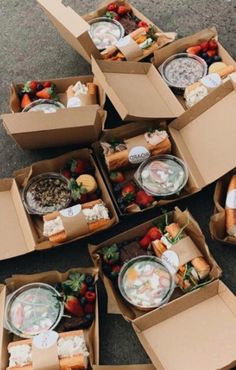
<box><xmin>93</xmin><ymin>366</ymin><xmax>155</xmax><ymax>370</ymax></box>
<box><xmin>0</xmin><ymin>179</ymin><xmax>35</xmax><ymax>260</ymax></box>
<box><xmin>37</xmin><ymin>0</ymin><xmax>100</xmax><ymax>63</ymax></box>
<box><xmin>91</xmin><ymin>58</ymin><xmax>184</xmax><ymax>121</ymax></box>
<box><xmin>169</xmin><ymin>78</ymin><xmax>236</xmax><ymax>190</ymax></box>
<box><xmin>132</xmin><ymin>280</ymin><xmax>236</xmax><ymax>370</ymax></box>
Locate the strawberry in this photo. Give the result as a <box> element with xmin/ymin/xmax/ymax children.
<box><xmin>121</xmin><ymin>183</ymin><xmax>136</xmax><ymax>197</ymax></box>
<box><xmin>186</xmin><ymin>45</ymin><xmax>202</xmax><ymax>55</ymax></box>
<box><xmin>21</xmin><ymin>93</ymin><xmax>32</xmax><ymax>109</ymax></box>
<box><xmin>84</xmin><ymin>303</ymin><xmax>95</xmax><ymax>314</ymax></box>
<box><xmin>208</xmin><ymin>39</ymin><xmax>218</xmax><ymax>50</ymax></box>
<box><xmin>64</xmin><ymin>296</ymin><xmax>84</xmax><ymax>316</ymax></box>
<box><xmin>147</xmin><ymin>226</ymin><xmax>162</xmax><ymax>241</ymax></box>
<box><xmin>70</xmin><ymin>159</ymin><xmax>87</xmax><ymax>175</ymax></box>
<box><xmin>23</xmin><ymin>80</ymin><xmax>38</xmax><ymax>93</ymax></box>
<box><xmin>140</xmin><ymin>235</ymin><xmax>152</xmax><ymax>249</ymax></box>
<box><xmin>36</xmin><ymin>87</ymin><xmax>58</xmax><ymax>100</ymax></box>
<box><xmin>135</xmin><ymin>191</ymin><xmax>154</xmax><ymax>208</ymax></box>
<box><xmin>110</xmin><ymin>264</ymin><xmax>121</xmax><ymax>278</ymax></box>
<box><xmin>62</xmin><ymin>271</ymin><xmax>87</xmax><ymax>296</ymax></box>
<box><xmin>102</xmin><ymin>244</ymin><xmax>120</xmax><ymax>265</ymax></box>
<box><xmin>69</xmin><ymin>179</ymin><xmax>87</xmax><ymax>202</ymax></box>
<box><xmin>107</xmin><ymin>2</ymin><xmax>118</xmax><ymax>12</ymax></box>
<box><xmin>207</xmin><ymin>49</ymin><xmax>217</xmax><ymax>57</ymax></box>
<box><xmin>199</xmin><ymin>41</ymin><xmax>209</xmax><ymax>52</ymax></box>
<box><xmin>137</xmin><ymin>21</ymin><xmax>149</xmax><ymax>30</ymax></box>
<box><xmin>110</xmin><ymin>171</ymin><xmax>125</xmax><ymax>183</ymax></box>
<box><xmin>61</xmin><ymin>169</ymin><xmax>71</xmax><ymax>179</ymax></box>
<box><xmin>78</xmin><ymin>282</ymin><xmax>87</xmax><ymax>296</ymax></box>
<box><xmin>117</xmin><ymin>5</ymin><xmax>130</xmax><ymax>15</ymax></box>
<box><xmin>43</xmin><ymin>81</ymin><xmax>52</xmax><ymax>88</ymax></box>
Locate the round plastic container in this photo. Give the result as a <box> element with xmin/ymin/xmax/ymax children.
<box><xmin>5</xmin><ymin>283</ymin><xmax>64</xmax><ymax>338</ymax></box>
<box><xmin>118</xmin><ymin>256</ymin><xmax>175</xmax><ymax>311</ymax></box>
<box><xmin>159</xmin><ymin>53</ymin><xmax>208</xmax><ymax>93</ymax></box>
<box><xmin>22</xmin><ymin>172</ymin><xmax>72</xmax><ymax>215</ymax></box>
<box><xmin>22</xmin><ymin>99</ymin><xmax>65</xmax><ymax>113</ymax></box>
<box><xmin>89</xmin><ymin>17</ymin><xmax>125</xmax><ymax>50</ymax></box>
<box><xmin>134</xmin><ymin>154</ymin><xmax>188</xmax><ymax>197</ymax></box>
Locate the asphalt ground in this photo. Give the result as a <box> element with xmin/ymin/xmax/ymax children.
<box><xmin>0</xmin><ymin>0</ymin><xmax>236</xmax><ymax>366</ymax></box>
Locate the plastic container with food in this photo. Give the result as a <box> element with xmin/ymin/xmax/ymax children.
<box><xmin>159</xmin><ymin>53</ymin><xmax>208</xmax><ymax>93</ymax></box>
<box><xmin>134</xmin><ymin>154</ymin><xmax>188</xmax><ymax>197</ymax></box>
<box><xmin>88</xmin><ymin>17</ymin><xmax>125</xmax><ymax>50</ymax></box>
<box><xmin>22</xmin><ymin>99</ymin><xmax>65</xmax><ymax>113</ymax></box>
<box><xmin>118</xmin><ymin>256</ymin><xmax>175</xmax><ymax>311</ymax></box>
<box><xmin>22</xmin><ymin>172</ymin><xmax>72</xmax><ymax>215</ymax></box>
<box><xmin>4</xmin><ymin>283</ymin><xmax>64</xmax><ymax>338</ymax></box>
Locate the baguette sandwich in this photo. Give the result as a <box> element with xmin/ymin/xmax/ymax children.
<box><xmin>101</xmin><ymin>129</ymin><xmax>171</xmax><ymax>171</ymax></box>
<box><xmin>152</xmin><ymin>222</ymin><xmax>210</xmax><ymax>291</ymax></box>
<box><xmin>7</xmin><ymin>330</ymin><xmax>89</xmax><ymax>370</ymax></box>
<box><xmin>225</xmin><ymin>175</ymin><xmax>236</xmax><ymax>237</ymax></box>
<box><xmin>43</xmin><ymin>199</ymin><xmax>111</xmax><ymax>243</ymax></box>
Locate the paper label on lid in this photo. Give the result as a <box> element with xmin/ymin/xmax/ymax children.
<box><xmin>226</xmin><ymin>189</ymin><xmax>236</xmax><ymax>209</ymax></box>
<box><xmin>59</xmin><ymin>204</ymin><xmax>90</xmax><ymax>238</ymax></box>
<box><xmin>60</xmin><ymin>204</ymin><xmax>81</xmax><ymax>217</ymax></box>
<box><xmin>162</xmin><ymin>250</ymin><xmax>179</xmax><ymax>274</ymax></box>
<box><xmin>200</xmin><ymin>73</ymin><xmax>222</xmax><ymax>89</ymax></box>
<box><xmin>128</xmin><ymin>146</ymin><xmax>150</xmax><ymax>164</ymax></box>
<box><xmin>32</xmin><ymin>331</ymin><xmax>59</xmax><ymax>370</ymax></box>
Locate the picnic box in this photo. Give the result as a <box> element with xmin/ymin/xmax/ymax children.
<box><xmin>132</xmin><ymin>280</ymin><xmax>236</xmax><ymax>370</ymax></box>
<box><xmin>93</xmin><ymin>78</ymin><xmax>236</xmax><ymax>217</ymax></box>
<box><xmin>36</xmin><ymin>0</ymin><xmax>170</xmax><ymax>64</ymax></box>
<box><xmin>210</xmin><ymin>169</ymin><xmax>236</xmax><ymax>245</ymax></box>
<box><xmin>0</xmin><ymin>149</ymin><xmax>119</xmax><ymax>261</ymax></box>
<box><xmin>1</xmin><ymin>76</ymin><xmax>106</xmax><ymax>150</ymax></box>
<box><xmin>0</xmin><ymin>267</ymin><xmax>99</xmax><ymax>370</ymax></box>
<box><xmin>153</xmin><ymin>27</ymin><xmax>236</xmax><ymax>109</ymax></box>
<box><xmin>89</xmin><ymin>208</ymin><xmax>222</xmax><ymax>320</ymax></box>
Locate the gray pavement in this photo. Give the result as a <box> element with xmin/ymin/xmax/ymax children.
<box><xmin>0</xmin><ymin>0</ymin><xmax>236</xmax><ymax>366</ymax></box>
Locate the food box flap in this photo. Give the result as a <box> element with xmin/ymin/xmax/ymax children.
<box><xmin>0</xmin><ymin>285</ymin><xmax>7</xmax><ymax>370</ymax></box>
<box><xmin>37</xmin><ymin>0</ymin><xmax>100</xmax><ymax>63</ymax></box>
<box><xmin>169</xmin><ymin>79</ymin><xmax>236</xmax><ymax>189</ymax></box>
<box><xmin>0</xmin><ymin>179</ymin><xmax>35</xmax><ymax>260</ymax></box>
<box><xmin>133</xmin><ymin>280</ymin><xmax>236</xmax><ymax>370</ymax></box>
<box><xmin>1</xmin><ymin>105</ymin><xmax>101</xmax><ymax>134</ymax></box>
<box><xmin>92</xmin><ymin>57</ymin><xmax>184</xmax><ymax>121</ymax></box>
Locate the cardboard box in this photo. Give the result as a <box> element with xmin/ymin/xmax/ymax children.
<box><xmin>37</xmin><ymin>0</ymin><xmax>169</xmax><ymax>64</ymax></box>
<box><xmin>93</xmin><ymin>80</ymin><xmax>236</xmax><ymax>217</ymax></box>
<box><xmin>93</xmin><ymin>366</ymin><xmax>155</xmax><ymax>370</ymax></box>
<box><xmin>89</xmin><ymin>208</ymin><xmax>221</xmax><ymax>321</ymax></box>
<box><xmin>1</xmin><ymin>76</ymin><xmax>106</xmax><ymax>150</ymax></box>
<box><xmin>91</xmin><ymin>57</ymin><xmax>184</xmax><ymax>121</ymax></box>
<box><xmin>210</xmin><ymin>169</ymin><xmax>236</xmax><ymax>245</ymax></box>
<box><xmin>0</xmin><ymin>267</ymin><xmax>99</xmax><ymax>370</ymax></box>
<box><xmin>153</xmin><ymin>27</ymin><xmax>236</xmax><ymax>109</ymax></box>
<box><xmin>132</xmin><ymin>280</ymin><xmax>236</xmax><ymax>370</ymax></box>
<box><xmin>0</xmin><ymin>149</ymin><xmax>118</xmax><ymax>260</ymax></box>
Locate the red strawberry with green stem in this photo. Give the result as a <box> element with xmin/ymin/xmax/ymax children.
<box><xmin>110</xmin><ymin>171</ymin><xmax>125</xmax><ymax>183</ymax></box>
<box><xmin>21</xmin><ymin>93</ymin><xmax>32</xmax><ymax>109</ymax></box>
<box><xmin>85</xmin><ymin>291</ymin><xmax>96</xmax><ymax>303</ymax></box>
<box><xmin>70</xmin><ymin>159</ymin><xmax>87</xmax><ymax>175</ymax></box>
<box><xmin>102</xmin><ymin>244</ymin><xmax>120</xmax><ymax>265</ymax></box>
<box><xmin>147</xmin><ymin>226</ymin><xmax>162</xmax><ymax>241</ymax></box>
<box><xmin>36</xmin><ymin>87</ymin><xmax>58</xmax><ymax>100</ymax></box>
<box><xmin>139</xmin><ymin>235</ymin><xmax>152</xmax><ymax>249</ymax></box>
<box><xmin>69</xmin><ymin>179</ymin><xmax>88</xmax><ymax>202</ymax></box>
<box><xmin>110</xmin><ymin>265</ymin><xmax>121</xmax><ymax>278</ymax></box>
<box><xmin>64</xmin><ymin>296</ymin><xmax>84</xmax><ymax>316</ymax></box>
<box><xmin>62</xmin><ymin>272</ymin><xmax>87</xmax><ymax>296</ymax></box>
<box><xmin>23</xmin><ymin>80</ymin><xmax>38</xmax><ymax>93</ymax></box>
<box><xmin>135</xmin><ymin>191</ymin><xmax>154</xmax><ymax>208</ymax></box>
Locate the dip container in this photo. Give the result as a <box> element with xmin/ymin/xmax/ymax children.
<box><xmin>22</xmin><ymin>172</ymin><xmax>72</xmax><ymax>215</ymax></box>
<box><xmin>88</xmin><ymin>17</ymin><xmax>125</xmax><ymax>50</ymax></box>
<box><xmin>134</xmin><ymin>154</ymin><xmax>188</xmax><ymax>197</ymax></box>
<box><xmin>118</xmin><ymin>256</ymin><xmax>175</xmax><ymax>311</ymax></box>
<box><xmin>5</xmin><ymin>283</ymin><xmax>64</xmax><ymax>338</ymax></box>
<box><xmin>22</xmin><ymin>99</ymin><xmax>65</xmax><ymax>113</ymax></box>
<box><xmin>159</xmin><ymin>53</ymin><xmax>208</xmax><ymax>93</ymax></box>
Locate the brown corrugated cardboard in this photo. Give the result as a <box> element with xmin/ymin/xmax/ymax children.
<box><xmin>1</xmin><ymin>76</ymin><xmax>106</xmax><ymax>150</ymax></box>
<box><xmin>153</xmin><ymin>27</ymin><xmax>236</xmax><ymax>110</ymax></box>
<box><xmin>37</xmin><ymin>0</ymin><xmax>166</xmax><ymax>64</ymax></box>
<box><xmin>93</xmin><ymin>366</ymin><xmax>155</xmax><ymax>370</ymax></box>
<box><xmin>89</xmin><ymin>208</ymin><xmax>222</xmax><ymax>320</ymax></box>
<box><xmin>93</xmin><ymin>79</ymin><xmax>236</xmax><ymax>217</ymax></box>
<box><xmin>0</xmin><ymin>268</ymin><xmax>99</xmax><ymax>370</ymax></box>
<box><xmin>92</xmin><ymin>58</ymin><xmax>184</xmax><ymax>121</ymax></box>
<box><xmin>0</xmin><ymin>149</ymin><xmax>118</xmax><ymax>261</ymax></box>
<box><xmin>210</xmin><ymin>169</ymin><xmax>236</xmax><ymax>245</ymax></box>
<box><xmin>132</xmin><ymin>280</ymin><xmax>236</xmax><ymax>370</ymax></box>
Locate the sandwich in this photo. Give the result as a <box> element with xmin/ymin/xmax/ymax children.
<box><xmin>43</xmin><ymin>199</ymin><xmax>111</xmax><ymax>243</ymax></box>
<box><xmin>101</xmin><ymin>129</ymin><xmax>171</xmax><ymax>171</ymax></box>
<box><xmin>7</xmin><ymin>330</ymin><xmax>89</xmax><ymax>370</ymax></box>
